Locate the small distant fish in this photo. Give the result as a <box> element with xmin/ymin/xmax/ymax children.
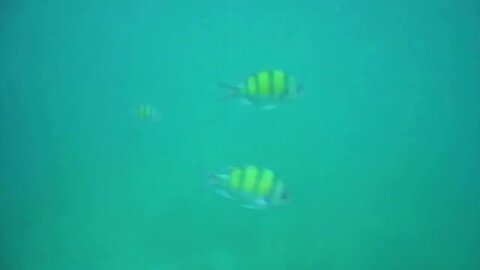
<box><xmin>220</xmin><ymin>69</ymin><xmax>303</xmax><ymax>110</ymax></box>
<box><xmin>208</xmin><ymin>165</ymin><xmax>289</xmax><ymax>209</ymax></box>
<box><xmin>134</xmin><ymin>104</ymin><xmax>161</xmax><ymax>122</ymax></box>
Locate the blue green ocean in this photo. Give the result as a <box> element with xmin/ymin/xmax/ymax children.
<box><xmin>1</xmin><ymin>0</ymin><xmax>479</xmax><ymax>269</ymax></box>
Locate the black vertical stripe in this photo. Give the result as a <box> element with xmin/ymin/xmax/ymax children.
<box><xmin>281</xmin><ymin>72</ymin><xmax>290</xmax><ymax>99</ymax></box>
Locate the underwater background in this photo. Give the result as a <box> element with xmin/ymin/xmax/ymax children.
<box><xmin>1</xmin><ymin>0</ymin><xmax>479</xmax><ymax>269</ymax></box>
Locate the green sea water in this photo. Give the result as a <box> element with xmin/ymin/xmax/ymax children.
<box><xmin>1</xmin><ymin>0</ymin><xmax>479</xmax><ymax>269</ymax></box>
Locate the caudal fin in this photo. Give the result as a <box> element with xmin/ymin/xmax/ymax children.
<box><xmin>206</xmin><ymin>172</ymin><xmax>229</xmax><ymax>186</ymax></box>
<box><xmin>218</xmin><ymin>83</ymin><xmax>242</xmax><ymax>91</ymax></box>
<box><xmin>206</xmin><ymin>172</ymin><xmax>219</xmax><ymax>186</ymax></box>
<box><xmin>218</xmin><ymin>83</ymin><xmax>243</xmax><ymax>100</ymax></box>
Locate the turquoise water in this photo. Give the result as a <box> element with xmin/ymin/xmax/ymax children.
<box><xmin>1</xmin><ymin>0</ymin><xmax>479</xmax><ymax>269</ymax></box>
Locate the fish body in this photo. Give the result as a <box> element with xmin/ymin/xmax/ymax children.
<box><xmin>134</xmin><ymin>104</ymin><xmax>161</xmax><ymax>122</ymax></box>
<box><xmin>221</xmin><ymin>69</ymin><xmax>303</xmax><ymax>109</ymax></box>
<box><xmin>209</xmin><ymin>165</ymin><xmax>289</xmax><ymax>209</ymax></box>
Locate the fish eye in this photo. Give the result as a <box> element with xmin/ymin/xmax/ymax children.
<box><xmin>297</xmin><ymin>85</ymin><xmax>304</xmax><ymax>94</ymax></box>
<box><xmin>282</xmin><ymin>192</ymin><xmax>289</xmax><ymax>200</ymax></box>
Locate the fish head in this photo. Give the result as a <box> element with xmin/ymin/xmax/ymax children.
<box><xmin>279</xmin><ymin>189</ymin><xmax>290</xmax><ymax>204</ymax></box>
<box><xmin>269</xmin><ymin>188</ymin><xmax>290</xmax><ymax>207</ymax></box>
<box><xmin>286</xmin><ymin>79</ymin><xmax>304</xmax><ymax>100</ymax></box>
<box><xmin>297</xmin><ymin>83</ymin><xmax>304</xmax><ymax>95</ymax></box>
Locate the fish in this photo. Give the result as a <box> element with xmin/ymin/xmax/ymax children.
<box><xmin>134</xmin><ymin>104</ymin><xmax>161</xmax><ymax>122</ymax></box>
<box><xmin>208</xmin><ymin>165</ymin><xmax>289</xmax><ymax>209</ymax></box>
<box><xmin>220</xmin><ymin>69</ymin><xmax>303</xmax><ymax>110</ymax></box>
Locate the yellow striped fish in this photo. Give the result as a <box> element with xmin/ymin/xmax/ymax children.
<box><xmin>134</xmin><ymin>104</ymin><xmax>161</xmax><ymax>122</ymax></box>
<box><xmin>209</xmin><ymin>165</ymin><xmax>289</xmax><ymax>209</ymax></box>
<box><xmin>220</xmin><ymin>69</ymin><xmax>303</xmax><ymax>110</ymax></box>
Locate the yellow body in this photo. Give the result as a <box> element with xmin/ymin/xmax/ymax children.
<box><xmin>211</xmin><ymin>165</ymin><xmax>288</xmax><ymax>209</ymax></box>
<box><xmin>243</xmin><ymin>70</ymin><xmax>296</xmax><ymax>99</ymax></box>
<box><xmin>135</xmin><ymin>105</ymin><xmax>160</xmax><ymax>122</ymax></box>
<box><xmin>228</xmin><ymin>166</ymin><xmax>277</xmax><ymax>198</ymax></box>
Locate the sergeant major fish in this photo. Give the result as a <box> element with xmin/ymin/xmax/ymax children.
<box><xmin>219</xmin><ymin>69</ymin><xmax>303</xmax><ymax>110</ymax></box>
<box><xmin>134</xmin><ymin>104</ymin><xmax>161</xmax><ymax>122</ymax></box>
<box><xmin>208</xmin><ymin>165</ymin><xmax>289</xmax><ymax>209</ymax></box>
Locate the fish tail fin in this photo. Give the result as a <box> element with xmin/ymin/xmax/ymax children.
<box><xmin>207</xmin><ymin>172</ymin><xmax>219</xmax><ymax>186</ymax></box>
<box><xmin>207</xmin><ymin>172</ymin><xmax>234</xmax><ymax>201</ymax></box>
<box><xmin>206</xmin><ymin>172</ymin><xmax>229</xmax><ymax>186</ymax></box>
<box><xmin>218</xmin><ymin>82</ymin><xmax>242</xmax><ymax>91</ymax></box>
<box><xmin>206</xmin><ymin>172</ymin><xmax>235</xmax><ymax>200</ymax></box>
<box><xmin>218</xmin><ymin>83</ymin><xmax>243</xmax><ymax>100</ymax></box>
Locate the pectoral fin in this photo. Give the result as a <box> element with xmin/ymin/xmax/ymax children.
<box><xmin>241</xmin><ymin>198</ymin><xmax>269</xmax><ymax>210</ymax></box>
<box><xmin>261</xmin><ymin>104</ymin><xmax>277</xmax><ymax>110</ymax></box>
